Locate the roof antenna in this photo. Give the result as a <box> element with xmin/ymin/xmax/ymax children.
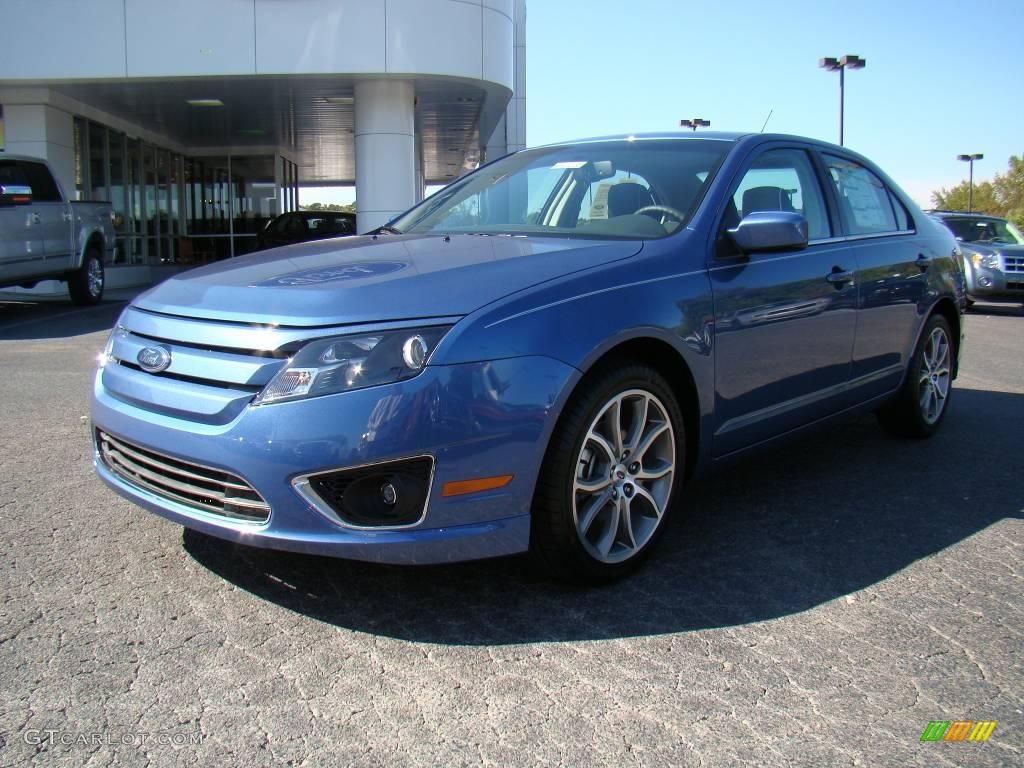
<box><xmin>760</xmin><ymin>109</ymin><xmax>773</xmax><ymax>133</ymax></box>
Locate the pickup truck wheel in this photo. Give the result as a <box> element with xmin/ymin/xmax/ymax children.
<box><xmin>531</xmin><ymin>362</ymin><xmax>685</xmax><ymax>583</ymax></box>
<box><xmin>68</xmin><ymin>247</ymin><xmax>105</xmax><ymax>306</ymax></box>
<box><xmin>876</xmin><ymin>315</ymin><xmax>954</xmax><ymax>438</ymax></box>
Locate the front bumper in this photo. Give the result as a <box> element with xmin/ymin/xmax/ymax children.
<box><xmin>964</xmin><ymin>263</ymin><xmax>1024</xmax><ymax>302</ymax></box>
<box><xmin>91</xmin><ymin>356</ymin><xmax>578</xmax><ymax>564</ymax></box>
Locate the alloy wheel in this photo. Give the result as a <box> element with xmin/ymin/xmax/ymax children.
<box><xmin>573</xmin><ymin>389</ymin><xmax>675</xmax><ymax>563</ymax></box>
<box><xmin>918</xmin><ymin>326</ymin><xmax>951</xmax><ymax>425</ymax></box>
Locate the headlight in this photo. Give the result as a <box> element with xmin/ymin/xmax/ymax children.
<box><xmin>253</xmin><ymin>326</ymin><xmax>451</xmax><ymax>406</ymax></box>
<box><xmin>970</xmin><ymin>251</ymin><xmax>1000</xmax><ymax>269</ymax></box>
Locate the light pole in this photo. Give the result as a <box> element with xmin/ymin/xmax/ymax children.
<box><xmin>679</xmin><ymin>118</ymin><xmax>710</xmax><ymax>132</ymax></box>
<box><xmin>819</xmin><ymin>55</ymin><xmax>866</xmax><ymax>146</ymax></box>
<box><xmin>957</xmin><ymin>153</ymin><xmax>984</xmax><ymax>212</ymax></box>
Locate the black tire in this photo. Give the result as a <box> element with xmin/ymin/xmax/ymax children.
<box><xmin>876</xmin><ymin>314</ymin><xmax>954</xmax><ymax>438</ymax></box>
<box><xmin>68</xmin><ymin>246</ymin><xmax>105</xmax><ymax>306</ymax></box>
<box><xmin>531</xmin><ymin>361</ymin><xmax>686</xmax><ymax>583</ymax></box>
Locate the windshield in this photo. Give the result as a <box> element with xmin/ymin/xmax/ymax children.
<box><xmin>943</xmin><ymin>217</ymin><xmax>1024</xmax><ymax>245</ymax></box>
<box><xmin>390</xmin><ymin>139</ymin><xmax>731</xmax><ymax>240</ymax></box>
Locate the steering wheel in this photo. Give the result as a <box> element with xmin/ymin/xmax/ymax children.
<box><xmin>634</xmin><ymin>204</ymin><xmax>687</xmax><ymax>225</ymax></box>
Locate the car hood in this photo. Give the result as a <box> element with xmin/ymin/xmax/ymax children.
<box><xmin>133</xmin><ymin>234</ymin><xmax>642</xmax><ymax>326</ymax></box>
<box><xmin>961</xmin><ymin>242</ymin><xmax>1024</xmax><ymax>255</ymax></box>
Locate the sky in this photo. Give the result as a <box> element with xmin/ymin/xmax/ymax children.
<box><xmin>525</xmin><ymin>0</ymin><xmax>1023</xmax><ymax>207</ymax></box>
<box><xmin>303</xmin><ymin>0</ymin><xmax>1023</xmax><ymax>210</ymax></box>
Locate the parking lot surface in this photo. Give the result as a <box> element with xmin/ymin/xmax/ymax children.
<box><xmin>0</xmin><ymin>295</ymin><xmax>1021</xmax><ymax>767</ymax></box>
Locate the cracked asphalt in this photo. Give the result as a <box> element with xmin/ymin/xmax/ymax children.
<box><xmin>0</xmin><ymin>294</ymin><xmax>1021</xmax><ymax>767</ymax></box>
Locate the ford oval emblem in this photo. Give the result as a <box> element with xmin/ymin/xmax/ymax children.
<box><xmin>137</xmin><ymin>345</ymin><xmax>172</xmax><ymax>373</ymax></box>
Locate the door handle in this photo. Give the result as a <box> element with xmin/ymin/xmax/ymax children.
<box><xmin>915</xmin><ymin>254</ymin><xmax>931</xmax><ymax>272</ymax></box>
<box><xmin>31</xmin><ymin>212</ymin><xmax>41</xmax><ymax>224</ymax></box>
<box><xmin>826</xmin><ymin>267</ymin><xmax>853</xmax><ymax>287</ymax></box>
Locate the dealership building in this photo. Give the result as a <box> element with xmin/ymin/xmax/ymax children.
<box><xmin>0</xmin><ymin>0</ymin><xmax>525</xmax><ymax>277</ymax></box>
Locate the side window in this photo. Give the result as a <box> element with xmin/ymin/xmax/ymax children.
<box><xmin>729</xmin><ymin>148</ymin><xmax>830</xmax><ymax>240</ymax></box>
<box><xmin>887</xmin><ymin>190</ymin><xmax>912</xmax><ymax>231</ymax></box>
<box><xmin>0</xmin><ymin>160</ymin><xmax>31</xmax><ymax>187</ymax></box>
<box><xmin>824</xmin><ymin>155</ymin><xmax>898</xmax><ymax>235</ymax></box>
<box><xmin>21</xmin><ymin>162</ymin><xmax>62</xmax><ymax>202</ymax></box>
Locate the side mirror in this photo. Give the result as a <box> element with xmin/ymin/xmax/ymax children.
<box><xmin>0</xmin><ymin>184</ymin><xmax>33</xmax><ymax>207</ymax></box>
<box><xmin>727</xmin><ymin>210</ymin><xmax>808</xmax><ymax>253</ymax></box>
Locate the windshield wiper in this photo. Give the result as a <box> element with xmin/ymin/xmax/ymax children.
<box><xmin>367</xmin><ymin>225</ymin><xmax>402</xmax><ymax>235</ymax></box>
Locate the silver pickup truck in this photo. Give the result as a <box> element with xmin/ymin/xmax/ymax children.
<box><xmin>0</xmin><ymin>155</ymin><xmax>115</xmax><ymax>305</ymax></box>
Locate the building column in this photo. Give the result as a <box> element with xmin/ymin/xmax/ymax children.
<box><xmin>354</xmin><ymin>79</ymin><xmax>415</xmax><ymax>233</ymax></box>
<box><xmin>2</xmin><ymin>103</ymin><xmax>76</xmax><ymax>196</ymax></box>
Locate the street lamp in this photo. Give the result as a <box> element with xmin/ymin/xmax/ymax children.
<box><xmin>819</xmin><ymin>55</ymin><xmax>866</xmax><ymax>146</ymax></box>
<box><xmin>679</xmin><ymin>118</ymin><xmax>710</xmax><ymax>132</ymax></box>
<box><xmin>957</xmin><ymin>153</ymin><xmax>984</xmax><ymax>212</ymax></box>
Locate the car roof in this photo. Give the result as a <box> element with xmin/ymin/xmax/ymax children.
<box><xmin>529</xmin><ymin>131</ymin><xmax>850</xmax><ymax>152</ymax></box>
<box><xmin>926</xmin><ymin>210</ymin><xmax>1007</xmax><ymax>221</ymax></box>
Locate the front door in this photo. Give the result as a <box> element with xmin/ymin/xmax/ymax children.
<box><xmin>0</xmin><ymin>160</ymin><xmax>45</xmax><ymax>282</ymax></box>
<box><xmin>710</xmin><ymin>146</ymin><xmax>858</xmax><ymax>457</ymax></box>
<box><xmin>22</xmin><ymin>160</ymin><xmax>74</xmax><ymax>270</ymax></box>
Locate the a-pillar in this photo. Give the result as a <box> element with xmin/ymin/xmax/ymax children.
<box><xmin>354</xmin><ymin>79</ymin><xmax>416</xmax><ymax>233</ymax></box>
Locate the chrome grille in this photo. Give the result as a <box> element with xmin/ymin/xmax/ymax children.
<box><xmin>97</xmin><ymin>430</ymin><xmax>270</xmax><ymax>523</ymax></box>
<box><xmin>1004</xmin><ymin>255</ymin><xmax>1024</xmax><ymax>273</ymax></box>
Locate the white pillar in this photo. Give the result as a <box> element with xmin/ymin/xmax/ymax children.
<box><xmin>354</xmin><ymin>79</ymin><xmax>415</xmax><ymax>233</ymax></box>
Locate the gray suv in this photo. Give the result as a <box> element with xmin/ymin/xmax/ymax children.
<box><xmin>929</xmin><ymin>210</ymin><xmax>1024</xmax><ymax>308</ymax></box>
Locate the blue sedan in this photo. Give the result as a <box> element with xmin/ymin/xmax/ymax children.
<box><xmin>91</xmin><ymin>133</ymin><xmax>965</xmax><ymax>581</ymax></box>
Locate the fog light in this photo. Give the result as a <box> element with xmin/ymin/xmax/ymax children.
<box><xmin>978</xmin><ymin>276</ymin><xmax>992</xmax><ymax>287</ymax></box>
<box><xmin>296</xmin><ymin>457</ymin><xmax>433</xmax><ymax>528</ymax></box>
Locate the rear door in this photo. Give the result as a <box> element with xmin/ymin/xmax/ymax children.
<box><xmin>709</xmin><ymin>145</ymin><xmax>858</xmax><ymax>456</ymax></box>
<box><xmin>22</xmin><ymin>161</ymin><xmax>74</xmax><ymax>270</ymax></box>
<box><xmin>819</xmin><ymin>153</ymin><xmax>926</xmax><ymax>401</ymax></box>
<box><xmin>0</xmin><ymin>160</ymin><xmax>45</xmax><ymax>281</ymax></box>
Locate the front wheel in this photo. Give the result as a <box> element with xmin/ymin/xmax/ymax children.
<box><xmin>68</xmin><ymin>246</ymin><xmax>105</xmax><ymax>306</ymax></box>
<box><xmin>876</xmin><ymin>315</ymin><xmax>954</xmax><ymax>438</ymax></box>
<box><xmin>531</xmin><ymin>362</ymin><xmax>685</xmax><ymax>582</ymax></box>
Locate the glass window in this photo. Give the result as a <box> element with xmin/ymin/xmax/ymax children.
<box><xmin>728</xmin><ymin>148</ymin><xmax>830</xmax><ymax>240</ymax></box>
<box><xmin>391</xmin><ymin>140</ymin><xmax>730</xmax><ymax>240</ymax></box>
<box><xmin>21</xmin><ymin>161</ymin><xmax>62</xmax><ymax>202</ymax></box>
<box><xmin>824</xmin><ymin>155</ymin><xmax>898</xmax><ymax>235</ymax></box>
<box><xmin>887</xmin><ymin>190</ymin><xmax>911</xmax><ymax>231</ymax></box>
<box><xmin>88</xmin><ymin>121</ymin><xmax>107</xmax><ymax>202</ymax></box>
<box><xmin>0</xmin><ymin>160</ymin><xmax>31</xmax><ymax>188</ymax></box>
<box><xmin>941</xmin><ymin>217</ymin><xmax>1024</xmax><ymax>245</ymax></box>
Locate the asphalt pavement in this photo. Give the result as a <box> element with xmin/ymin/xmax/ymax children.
<box><xmin>0</xmin><ymin>294</ymin><xmax>1021</xmax><ymax>767</ymax></box>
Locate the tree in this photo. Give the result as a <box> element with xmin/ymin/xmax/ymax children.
<box><xmin>932</xmin><ymin>155</ymin><xmax>1024</xmax><ymax>228</ymax></box>
<box><xmin>300</xmin><ymin>202</ymin><xmax>357</xmax><ymax>214</ymax></box>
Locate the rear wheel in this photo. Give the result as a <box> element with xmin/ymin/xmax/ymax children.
<box><xmin>531</xmin><ymin>362</ymin><xmax>685</xmax><ymax>582</ymax></box>
<box><xmin>876</xmin><ymin>315</ymin><xmax>954</xmax><ymax>438</ymax></box>
<box><xmin>68</xmin><ymin>246</ymin><xmax>105</xmax><ymax>306</ymax></box>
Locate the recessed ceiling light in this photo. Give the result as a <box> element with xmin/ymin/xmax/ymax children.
<box><xmin>324</xmin><ymin>97</ymin><xmax>354</xmax><ymax>104</ymax></box>
<box><xmin>186</xmin><ymin>99</ymin><xmax>224</xmax><ymax>107</ymax></box>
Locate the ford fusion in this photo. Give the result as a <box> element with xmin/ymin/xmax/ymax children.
<box><xmin>91</xmin><ymin>133</ymin><xmax>965</xmax><ymax>581</ymax></box>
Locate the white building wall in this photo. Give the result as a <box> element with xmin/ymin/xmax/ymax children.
<box><xmin>2</xmin><ymin>104</ymin><xmax>75</xmax><ymax>196</ymax></box>
<box><xmin>1</xmin><ymin>1</ymin><xmax>514</xmax><ymax>91</ymax></box>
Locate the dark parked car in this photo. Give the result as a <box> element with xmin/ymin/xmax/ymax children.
<box><xmin>92</xmin><ymin>132</ymin><xmax>965</xmax><ymax>583</ymax></box>
<box><xmin>928</xmin><ymin>210</ymin><xmax>1024</xmax><ymax>307</ymax></box>
<box><xmin>257</xmin><ymin>210</ymin><xmax>357</xmax><ymax>250</ymax></box>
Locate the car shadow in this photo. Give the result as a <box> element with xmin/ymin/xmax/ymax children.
<box><xmin>183</xmin><ymin>387</ymin><xmax>1022</xmax><ymax>645</ymax></box>
<box><xmin>0</xmin><ymin>296</ymin><xmax>127</xmax><ymax>340</ymax></box>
